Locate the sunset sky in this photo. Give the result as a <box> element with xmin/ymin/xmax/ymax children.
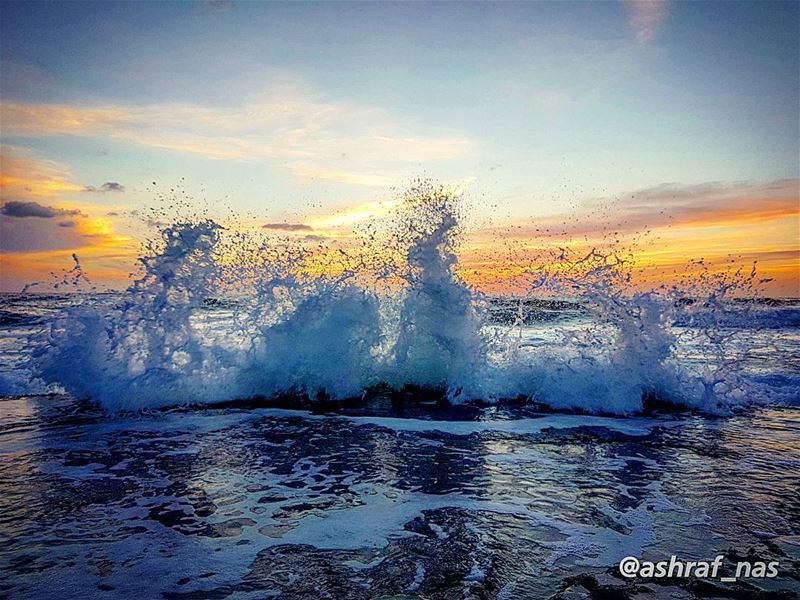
<box><xmin>1</xmin><ymin>1</ymin><xmax>798</xmax><ymax>294</ymax></box>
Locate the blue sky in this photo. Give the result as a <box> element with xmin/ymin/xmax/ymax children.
<box><xmin>1</xmin><ymin>1</ymin><xmax>798</xmax><ymax>291</ymax></box>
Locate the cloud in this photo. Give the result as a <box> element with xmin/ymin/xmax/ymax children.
<box><xmin>0</xmin><ymin>81</ymin><xmax>475</xmax><ymax>188</ymax></box>
<box><xmin>305</xmin><ymin>198</ymin><xmax>401</xmax><ymax>230</ymax></box>
<box><xmin>619</xmin><ymin>179</ymin><xmax>799</xmax><ymax>228</ymax></box>
<box><xmin>0</xmin><ymin>103</ymin><xmax>133</xmax><ymax>141</ymax></box>
<box><xmin>289</xmin><ymin>164</ymin><xmax>397</xmax><ymax>187</ymax></box>
<box><xmin>1</xmin><ymin>200</ymin><xmax>83</xmax><ymax>219</ymax></box>
<box><xmin>0</xmin><ymin>214</ymin><xmax>82</xmax><ymax>252</ymax></box>
<box><xmin>368</xmin><ymin>135</ymin><xmax>474</xmax><ymax>161</ymax></box>
<box><xmin>463</xmin><ymin>178</ymin><xmax>798</xmax><ymax>296</ymax></box>
<box><xmin>0</xmin><ymin>150</ymin><xmax>133</xmax><ymax>256</ymax></box>
<box><xmin>0</xmin><ymin>208</ymin><xmax>130</xmax><ymax>253</ymax></box>
<box><xmin>473</xmin><ymin>178</ymin><xmax>799</xmax><ymax>241</ymax></box>
<box><xmin>626</xmin><ymin>0</ymin><xmax>670</xmax><ymax>44</ymax></box>
<box><xmin>302</xmin><ymin>175</ymin><xmax>475</xmax><ymax>232</ymax></box>
<box><xmin>84</xmin><ymin>182</ymin><xmax>125</xmax><ymax>193</ymax></box>
<box><xmin>262</xmin><ymin>222</ymin><xmax>313</xmax><ymax>232</ymax></box>
<box><xmin>0</xmin><ymin>149</ymin><xmax>85</xmax><ymax>198</ymax></box>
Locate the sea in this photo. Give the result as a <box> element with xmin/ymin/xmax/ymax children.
<box><xmin>0</xmin><ymin>192</ymin><xmax>798</xmax><ymax>599</ymax></box>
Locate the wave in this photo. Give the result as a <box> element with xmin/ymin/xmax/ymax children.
<box><xmin>0</xmin><ymin>309</ymin><xmax>41</xmax><ymax>327</ymax></box>
<box><xmin>18</xmin><ymin>182</ymin><xmax>797</xmax><ymax>414</ymax></box>
<box><xmin>674</xmin><ymin>304</ymin><xmax>800</xmax><ymax>330</ymax></box>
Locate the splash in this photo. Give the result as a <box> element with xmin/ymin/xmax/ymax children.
<box><xmin>490</xmin><ymin>250</ymin><xmax>765</xmax><ymax>414</ymax></box>
<box><xmin>33</xmin><ymin>222</ymin><xmax>237</xmax><ymax>408</ymax></box>
<box><xmin>25</xmin><ymin>183</ymin><xmax>795</xmax><ymax>414</ymax></box>
<box><xmin>387</xmin><ymin>183</ymin><xmax>489</xmax><ymax>401</ymax></box>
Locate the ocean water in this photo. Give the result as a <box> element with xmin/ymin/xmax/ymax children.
<box><xmin>1</xmin><ymin>185</ymin><xmax>799</xmax><ymax>598</ymax></box>
<box><xmin>1</xmin><ymin>395</ymin><xmax>799</xmax><ymax>598</ymax></box>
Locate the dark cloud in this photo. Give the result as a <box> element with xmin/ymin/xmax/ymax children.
<box><xmin>84</xmin><ymin>182</ymin><xmax>125</xmax><ymax>193</ymax></box>
<box><xmin>262</xmin><ymin>222</ymin><xmax>313</xmax><ymax>232</ymax></box>
<box><xmin>58</xmin><ymin>221</ymin><xmax>76</xmax><ymax>228</ymax></box>
<box><xmin>1</xmin><ymin>200</ymin><xmax>82</xmax><ymax>219</ymax></box>
<box><xmin>1</xmin><ymin>216</ymin><xmax>86</xmax><ymax>252</ymax></box>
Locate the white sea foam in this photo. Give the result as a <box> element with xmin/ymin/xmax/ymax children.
<box><xmin>21</xmin><ymin>182</ymin><xmax>792</xmax><ymax>414</ymax></box>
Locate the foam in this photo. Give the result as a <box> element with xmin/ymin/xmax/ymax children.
<box><xmin>21</xmin><ymin>184</ymin><xmax>790</xmax><ymax>414</ymax></box>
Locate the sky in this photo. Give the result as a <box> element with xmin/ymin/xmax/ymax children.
<box><xmin>0</xmin><ymin>0</ymin><xmax>798</xmax><ymax>294</ymax></box>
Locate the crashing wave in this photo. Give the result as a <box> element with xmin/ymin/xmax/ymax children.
<box><xmin>23</xmin><ymin>182</ymin><xmax>793</xmax><ymax>414</ymax></box>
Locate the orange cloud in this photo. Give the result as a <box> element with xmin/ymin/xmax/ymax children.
<box><xmin>464</xmin><ymin>179</ymin><xmax>799</xmax><ymax>296</ymax></box>
<box><xmin>0</xmin><ymin>151</ymin><xmax>85</xmax><ymax>198</ymax></box>
<box><xmin>1</xmin><ymin>93</ymin><xmax>475</xmax><ymax>185</ymax></box>
<box><xmin>304</xmin><ymin>198</ymin><xmax>400</xmax><ymax>231</ymax></box>
<box><xmin>474</xmin><ymin>179</ymin><xmax>799</xmax><ymax>241</ymax></box>
<box><xmin>2</xmin><ymin>151</ymin><xmax>796</xmax><ymax>297</ymax></box>
<box><xmin>0</xmin><ymin>102</ymin><xmax>128</xmax><ymax>135</ymax></box>
<box><xmin>0</xmin><ymin>149</ymin><xmax>137</xmax><ymax>290</ymax></box>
